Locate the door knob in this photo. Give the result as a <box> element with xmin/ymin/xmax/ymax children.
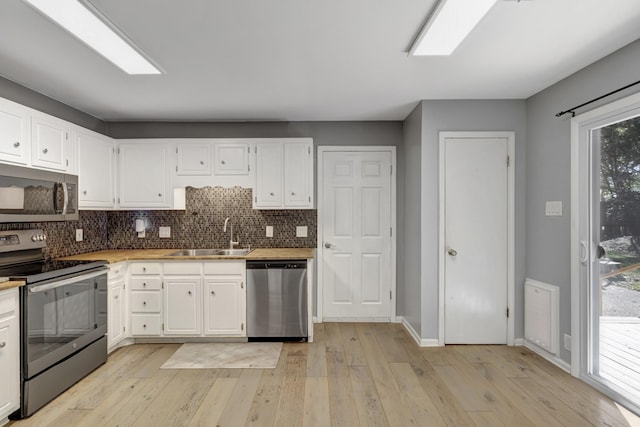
<box><xmin>597</xmin><ymin>245</ymin><xmax>606</xmax><ymax>259</ymax></box>
<box><xmin>448</xmin><ymin>248</ymin><xmax>458</xmax><ymax>256</ymax></box>
<box><xmin>324</xmin><ymin>242</ymin><xmax>333</xmax><ymax>249</ymax></box>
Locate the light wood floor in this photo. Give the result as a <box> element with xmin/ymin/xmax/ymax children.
<box><xmin>9</xmin><ymin>323</ymin><xmax>640</xmax><ymax>427</ymax></box>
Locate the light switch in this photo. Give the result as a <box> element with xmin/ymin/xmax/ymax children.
<box><xmin>75</xmin><ymin>229</ymin><xmax>83</xmax><ymax>242</ymax></box>
<box><xmin>545</xmin><ymin>201</ymin><xmax>562</xmax><ymax>216</ymax></box>
<box><xmin>296</xmin><ymin>226</ymin><xmax>308</xmax><ymax>238</ymax></box>
<box><xmin>266</xmin><ymin>226</ymin><xmax>273</xmax><ymax>237</ymax></box>
<box><xmin>159</xmin><ymin>226</ymin><xmax>171</xmax><ymax>238</ymax></box>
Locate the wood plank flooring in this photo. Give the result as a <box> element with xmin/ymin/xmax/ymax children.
<box><xmin>9</xmin><ymin>323</ymin><xmax>640</xmax><ymax>427</ymax></box>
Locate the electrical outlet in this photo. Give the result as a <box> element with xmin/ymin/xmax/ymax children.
<box><xmin>266</xmin><ymin>226</ymin><xmax>273</xmax><ymax>237</ymax></box>
<box><xmin>296</xmin><ymin>226</ymin><xmax>308</xmax><ymax>237</ymax></box>
<box><xmin>159</xmin><ymin>226</ymin><xmax>171</xmax><ymax>238</ymax></box>
<box><xmin>75</xmin><ymin>229</ymin><xmax>83</xmax><ymax>242</ymax></box>
<box><xmin>564</xmin><ymin>334</ymin><xmax>571</xmax><ymax>351</ymax></box>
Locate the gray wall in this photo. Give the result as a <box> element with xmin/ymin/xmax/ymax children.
<box><xmin>412</xmin><ymin>100</ymin><xmax>527</xmax><ymax>340</ymax></box>
<box><xmin>526</xmin><ymin>38</ymin><xmax>640</xmax><ymax>363</ymax></box>
<box><xmin>401</xmin><ymin>104</ymin><xmax>423</xmax><ymax>334</ymax></box>
<box><xmin>0</xmin><ymin>75</ymin><xmax>105</xmax><ymax>133</ymax></box>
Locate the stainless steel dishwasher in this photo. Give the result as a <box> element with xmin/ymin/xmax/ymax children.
<box><xmin>246</xmin><ymin>260</ymin><xmax>307</xmax><ymax>339</ymax></box>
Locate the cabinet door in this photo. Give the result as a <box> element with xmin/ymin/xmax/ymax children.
<box><xmin>214</xmin><ymin>143</ymin><xmax>249</xmax><ymax>175</ymax></box>
<box><xmin>118</xmin><ymin>142</ymin><xmax>171</xmax><ymax>208</ymax></box>
<box><xmin>0</xmin><ymin>290</ymin><xmax>19</xmax><ymax>419</ymax></box>
<box><xmin>31</xmin><ymin>112</ymin><xmax>71</xmax><ymax>171</ymax></box>
<box><xmin>177</xmin><ymin>143</ymin><xmax>211</xmax><ymax>176</ymax></box>
<box><xmin>108</xmin><ymin>278</ymin><xmax>126</xmax><ymax>348</ymax></box>
<box><xmin>0</xmin><ymin>98</ymin><xmax>30</xmax><ymax>165</ymax></box>
<box><xmin>254</xmin><ymin>143</ymin><xmax>283</xmax><ymax>207</ymax></box>
<box><xmin>204</xmin><ymin>278</ymin><xmax>244</xmax><ymax>336</ymax></box>
<box><xmin>284</xmin><ymin>142</ymin><xmax>313</xmax><ymax>207</ymax></box>
<box><xmin>164</xmin><ymin>278</ymin><xmax>201</xmax><ymax>335</ymax></box>
<box><xmin>77</xmin><ymin>129</ymin><xmax>115</xmax><ymax>208</ymax></box>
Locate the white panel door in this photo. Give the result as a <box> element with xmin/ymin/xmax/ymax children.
<box><xmin>118</xmin><ymin>142</ymin><xmax>170</xmax><ymax>207</ymax></box>
<box><xmin>31</xmin><ymin>112</ymin><xmax>70</xmax><ymax>171</ymax></box>
<box><xmin>284</xmin><ymin>142</ymin><xmax>312</xmax><ymax>207</ymax></box>
<box><xmin>444</xmin><ymin>136</ymin><xmax>508</xmax><ymax>344</ymax></box>
<box><xmin>214</xmin><ymin>143</ymin><xmax>249</xmax><ymax>175</ymax></box>
<box><xmin>164</xmin><ymin>278</ymin><xmax>201</xmax><ymax>335</ymax></box>
<box><xmin>322</xmin><ymin>151</ymin><xmax>392</xmax><ymax>319</ymax></box>
<box><xmin>204</xmin><ymin>279</ymin><xmax>244</xmax><ymax>336</ymax></box>
<box><xmin>177</xmin><ymin>143</ymin><xmax>211</xmax><ymax>176</ymax></box>
<box><xmin>77</xmin><ymin>129</ymin><xmax>115</xmax><ymax>208</ymax></box>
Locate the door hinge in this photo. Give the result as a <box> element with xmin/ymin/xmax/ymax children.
<box><xmin>241</xmin><ymin>281</ymin><xmax>244</xmax><ymax>289</ymax></box>
<box><xmin>162</xmin><ymin>282</ymin><xmax>164</xmax><ymax>289</ymax></box>
<box><xmin>255</xmin><ymin>146</ymin><xmax>257</xmax><ymax>154</ymax></box>
<box><xmin>254</xmin><ymin>196</ymin><xmax>257</xmax><ymax>202</ymax></box>
<box><xmin>162</xmin><ymin>323</ymin><xmax>164</xmax><ymax>331</ymax></box>
<box><xmin>241</xmin><ymin>323</ymin><xmax>244</xmax><ymax>331</ymax></box>
<box><xmin>176</xmin><ymin>147</ymin><xmax>178</xmax><ymax>154</ymax></box>
<box><xmin>248</xmin><ymin>164</ymin><xmax>250</xmax><ymax>172</ymax></box>
<box><xmin>390</xmin><ymin>165</ymin><xmax>392</xmax><ymax>175</ymax></box>
<box><xmin>123</xmin><ymin>326</ymin><xmax>126</xmax><ymax>332</ymax></box>
<box><xmin>507</xmin><ymin>156</ymin><xmax>510</xmax><ymax>167</ymax></box>
<box><xmin>248</xmin><ymin>146</ymin><xmax>250</xmax><ymax>153</ymax></box>
<box><xmin>390</xmin><ymin>290</ymin><xmax>392</xmax><ymax>300</ymax></box>
<box><xmin>117</xmin><ymin>147</ymin><xmax>120</xmax><ymax>155</ymax></box>
<box><xmin>390</xmin><ymin>227</ymin><xmax>393</xmax><ymax>237</ymax></box>
<box><xmin>118</xmin><ymin>197</ymin><xmax>120</xmax><ymax>204</ymax></box>
<box><xmin>65</xmin><ymin>132</ymin><xmax>69</xmax><ymax>140</ymax></box>
<box><xmin>308</xmin><ymin>146</ymin><xmax>311</xmax><ymax>155</ymax></box>
<box><xmin>66</xmin><ymin>159</ymin><xmax>69</xmax><ymax>167</ymax></box>
<box><xmin>175</xmin><ymin>166</ymin><xmax>178</xmax><ymax>172</ymax></box>
<box><xmin>506</xmin><ymin>307</ymin><xmax>509</xmax><ymax>318</ymax></box>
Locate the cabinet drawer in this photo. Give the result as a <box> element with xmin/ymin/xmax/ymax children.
<box><xmin>130</xmin><ymin>315</ymin><xmax>162</xmax><ymax>336</ymax></box>
<box><xmin>129</xmin><ymin>263</ymin><xmax>162</xmax><ymax>275</ymax></box>
<box><xmin>0</xmin><ymin>288</ymin><xmax>18</xmax><ymax>318</ymax></box>
<box><xmin>130</xmin><ymin>291</ymin><xmax>161</xmax><ymax>312</ymax></box>
<box><xmin>108</xmin><ymin>263</ymin><xmax>127</xmax><ymax>280</ymax></box>
<box><xmin>163</xmin><ymin>262</ymin><xmax>202</xmax><ymax>275</ymax></box>
<box><xmin>130</xmin><ymin>277</ymin><xmax>162</xmax><ymax>290</ymax></box>
<box><xmin>203</xmin><ymin>261</ymin><xmax>245</xmax><ymax>276</ymax></box>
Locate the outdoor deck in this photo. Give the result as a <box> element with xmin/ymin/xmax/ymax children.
<box><xmin>599</xmin><ymin>318</ymin><xmax>640</xmax><ymax>397</ymax></box>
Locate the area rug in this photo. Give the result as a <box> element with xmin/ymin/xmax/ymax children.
<box><xmin>160</xmin><ymin>342</ymin><xmax>282</xmax><ymax>369</ymax></box>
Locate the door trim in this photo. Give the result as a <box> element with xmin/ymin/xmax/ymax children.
<box><xmin>317</xmin><ymin>146</ymin><xmax>397</xmax><ymax>323</ymax></box>
<box><xmin>438</xmin><ymin>131</ymin><xmax>515</xmax><ymax>345</ymax></box>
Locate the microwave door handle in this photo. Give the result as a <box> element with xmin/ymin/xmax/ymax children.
<box><xmin>29</xmin><ymin>270</ymin><xmax>106</xmax><ymax>293</ymax></box>
<box><xmin>62</xmin><ymin>182</ymin><xmax>69</xmax><ymax>215</ymax></box>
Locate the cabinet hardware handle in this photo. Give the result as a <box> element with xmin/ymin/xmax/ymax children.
<box><xmin>143</xmin><ymin>324</ymin><xmax>147</xmax><ymax>328</ymax></box>
<box><xmin>143</xmin><ymin>282</ymin><xmax>146</xmax><ymax>287</ymax></box>
<box><xmin>13</xmin><ymin>142</ymin><xmax>20</xmax><ymax>148</ymax></box>
<box><xmin>291</xmin><ymin>192</ymin><xmax>295</xmax><ymax>196</ymax></box>
<box><xmin>115</xmin><ymin>295</ymin><xmax>119</xmax><ymax>299</ymax></box>
<box><xmin>83</xmin><ymin>190</ymin><xmax>87</xmax><ymax>195</ymax></box>
<box><xmin>143</xmin><ymin>301</ymin><xmax>147</xmax><ymax>306</ymax></box>
<box><xmin>158</xmin><ymin>193</ymin><xmax>162</xmax><ymax>197</ymax></box>
<box><xmin>270</xmin><ymin>192</ymin><xmax>275</xmax><ymax>196</ymax></box>
<box><xmin>200</xmin><ymin>160</ymin><xmax>204</xmax><ymax>164</ymax></box>
<box><xmin>448</xmin><ymin>248</ymin><xmax>458</xmax><ymax>257</ymax></box>
<box><xmin>143</xmin><ymin>267</ymin><xmax>146</xmax><ymax>272</ymax></box>
<box><xmin>0</xmin><ymin>342</ymin><xmax>6</xmax><ymax>348</ymax></box>
<box><xmin>211</xmin><ymin>291</ymin><xmax>215</xmax><ymax>296</ymax></box>
<box><xmin>221</xmin><ymin>160</ymin><xmax>226</xmax><ymax>164</ymax></box>
<box><xmin>65</xmin><ymin>292</ymin><xmax>70</xmax><ymax>296</ymax></box>
<box><xmin>42</xmin><ymin>148</ymin><xmax>48</xmax><ymax>154</ymax></box>
<box><xmin>188</xmin><ymin>291</ymin><xmax>192</xmax><ymax>295</ymax></box>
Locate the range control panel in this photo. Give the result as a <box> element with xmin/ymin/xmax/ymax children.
<box><xmin>0</xmin><ymin>229</ymin><xmax>47</xmax><ymax>253</ymax></box>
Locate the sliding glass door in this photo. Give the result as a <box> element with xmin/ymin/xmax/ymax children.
<box><xmin>575</xmin><ymin>96</ymin><xmax>640</xmax><ymax>413</ymax></box>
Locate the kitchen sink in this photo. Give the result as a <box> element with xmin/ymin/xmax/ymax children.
<box><xmin>167</xmin><ymin>248</ymin><xmax>251</xmax><ymax>257</ymax></box>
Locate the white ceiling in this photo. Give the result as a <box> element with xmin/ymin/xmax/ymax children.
<box><xmin>1</xmin><ymin>0</ymin><xmax>640</xmax><ymax>122</ymax></box>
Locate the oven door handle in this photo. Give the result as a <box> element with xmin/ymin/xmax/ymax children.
<box><xmin>29</xmin><ymin>270</ymin><xmax>106</xmax><ymax>293</ymax></box>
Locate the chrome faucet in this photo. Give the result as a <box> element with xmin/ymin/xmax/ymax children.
<box><xmin>223</xmin><ymin>217</ymin><xmax>239</xmax><ymax>249</ymax></box>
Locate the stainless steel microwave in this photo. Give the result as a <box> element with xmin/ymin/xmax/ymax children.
<box><xmin>0</xmin><ymin>163</ymin><xmax>78</xmax><ymax>222</ymax></box>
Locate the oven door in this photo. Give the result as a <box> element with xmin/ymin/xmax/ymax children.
<box><xmin>23</xmin><ymin>270</ymin><xmax>108</xmax><ymax>379</ymax></box>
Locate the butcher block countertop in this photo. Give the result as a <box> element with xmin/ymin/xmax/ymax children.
<box><xmin>58</xmin><ymin>248</ymin><xmax>315</xmax><ymax>264</ymax></box>
<box><xmin>0</xmin><ymin>280</ymin><xmax>26</xmax><ymax>291</ymax></box>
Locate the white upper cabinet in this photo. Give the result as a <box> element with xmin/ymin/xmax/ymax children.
<box><xmin>284</xmin><ymin>142</ymin><xmax>313</xmax><ymax>207</ymax></box>
<box><xmin>254</xmin><ymin>138</ymin><xmax>314</xmax><ymax>209</ymax></box>
<box><xmin>0</xmin><ymin>98</ymin><xmax>30</xmax><ymax>165</ymax></box>
<box><xmin>77</xmin><ymin>128</ymin><xmax>115</xmax><ymax>209</ymax></box>
<box><xmin>255</xmin><ymin>142</ymin><xmax>283</xmax><ymax>208</ymax></box>
<box><xmin>118</xmin><ymin>141</ymin><xmax>172</xmax><ymax>208</ymax></box>
<box><xmin>30</xmin><ymin>111</ymin><xmax>72</xmax><ymax>171</ymax></box>
<box><xmin>176</xmin><ymin>143</ymin><xmax>211</xmax><ymax>176</ymax></box>
<box><xmin>214</xmin><ymin>142</ymin><xmax>249</xmax><ymax>175</ymax></box>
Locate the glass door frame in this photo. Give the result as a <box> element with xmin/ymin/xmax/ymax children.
<box><xmin>571</xmin><ymin>91</ymin><xmax>640</xmax><ymax>414</ymax></box>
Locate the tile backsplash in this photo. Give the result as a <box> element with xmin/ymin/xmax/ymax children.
<box><xmin>1</xmin><ymin>187</ymin><xmax>317</xmax><ymax>259</ymax></box>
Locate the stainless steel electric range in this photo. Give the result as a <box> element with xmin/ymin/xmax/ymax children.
<box><xmin>0</xmin><ymin>229</ymin><xmax>108</xmax><ymax>418</ymax></box>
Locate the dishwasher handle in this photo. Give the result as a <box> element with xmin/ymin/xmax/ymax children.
<box><xmin>246</xmin><ymin>261</ymin><xmax>307</xmax><ymax>269</ymax></box>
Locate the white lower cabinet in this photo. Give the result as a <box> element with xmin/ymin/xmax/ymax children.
<box><xmin>0</xmin><ymin>288</ymin><xmax>19</xmax><ymax>426</ymax></box>
<box><xmin>129</xmin><ymin>263</ymin><xmax>163</xmax><ymax>337</ymax></box>
<box><xmin>164</xmin><ymin>278</ymin><xmax>201</xmax><ymax>335</ymax></box>
<box><xmin>204</xmin><ymin>278</ymin><xmax>244</xmax><ymax>336</ymax></box>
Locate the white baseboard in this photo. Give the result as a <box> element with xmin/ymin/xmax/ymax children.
<box><xmin>524</xmin><ymin>341</ymin><xmax>571</xmax><ymax>373</ymax></box>
<box><xmin>514</xmin><ymin>338</ymin><xmax>525</xmax><ymax>346</ymax></box>
<box><xmin>400</xmin><ymin>317</ymin><xmax>441</xmax><ymax>347</ymax></box>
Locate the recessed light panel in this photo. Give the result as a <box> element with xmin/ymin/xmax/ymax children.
<box><xmin>411</xmin><ymin>0</ymin><xmax>499</xmax><ymax>56</ymax></box>
<box><xmin>23</xmin><ymin>0</ymin><xmax>161</xmax><ymax>74</ymax></box>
